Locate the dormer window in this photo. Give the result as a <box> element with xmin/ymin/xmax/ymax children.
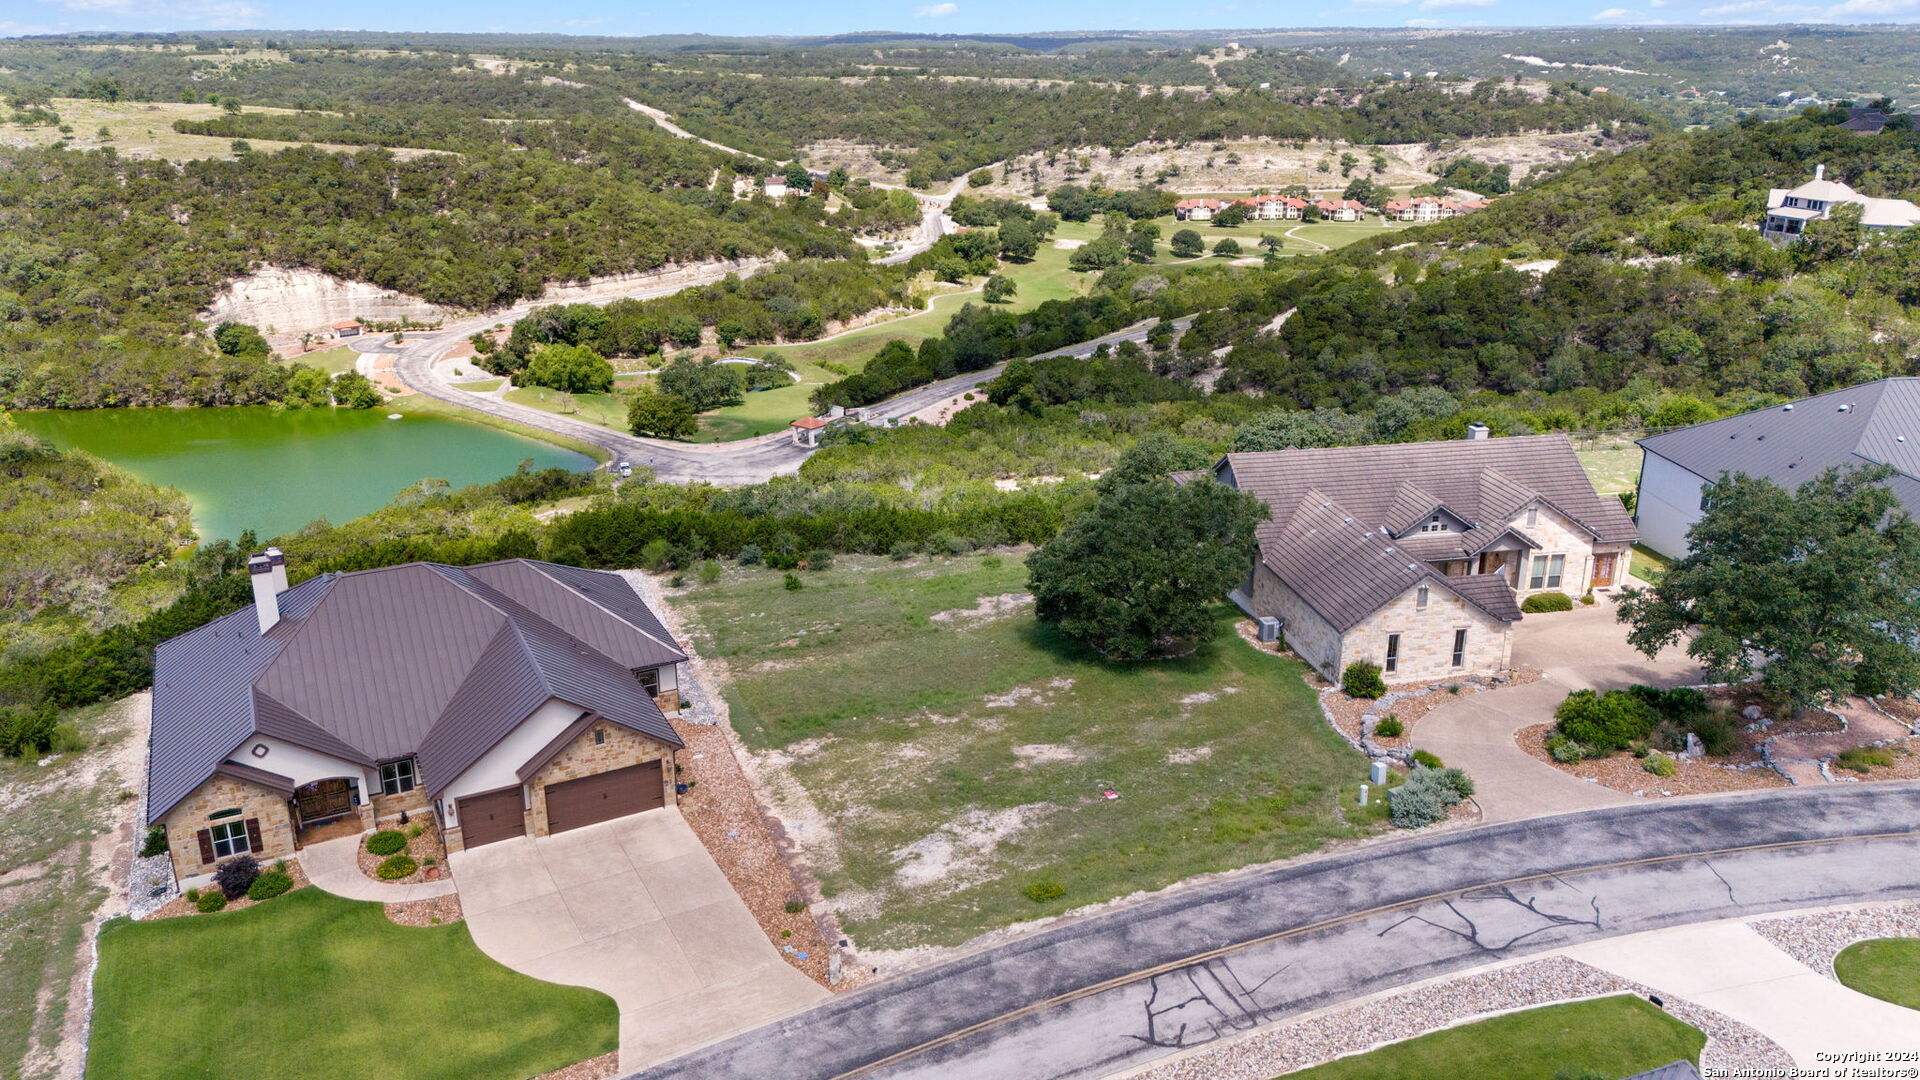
<box><xmin>1420</xmin><ymin>514</ymin><xmax>1448</xmax><ymax>533</ymax></box>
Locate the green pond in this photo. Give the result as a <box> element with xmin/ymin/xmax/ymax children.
<box><xmin>11</xmin><ymin>406</ymin><xmax>591</xmax><ymax>542</ymax></box>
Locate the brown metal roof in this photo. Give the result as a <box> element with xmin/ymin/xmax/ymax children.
<box><xmin>148</xmin><ymin>559</ymin><xmax>685</xmax><ymax>824</ymax></box>
<box><xmin>1219</xmin><ymin>434</ymin><xmax>1634</xmax><ymax>630</ymax></box>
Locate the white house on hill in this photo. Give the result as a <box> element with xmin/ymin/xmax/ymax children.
<box><xmin>1762</xmin><ymin>164</ymin><xmax>1920</xmax><ymax>244</ymax></box>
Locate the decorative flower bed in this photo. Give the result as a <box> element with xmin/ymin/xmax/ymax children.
<box><xmin>148</xmin><ymin>858</ymin><xmax>312</xmax><ymax>921</ymax></box>
<box><xmin>384</xmin><ymin>894</ymin><xmax>465</xmax><ymax>927</ymax></box>
<box><xmin>355</xmin><ymin>816</ymin><xmax>448</xmax><ymax>885</ymax></box>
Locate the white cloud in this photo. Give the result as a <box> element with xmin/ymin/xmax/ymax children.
<box><xmin>1404</xmin><ymin>15</ymin><xmax>1445</xmax><ymax>23</ymax></box>
<box><xmin>914</xmin><ymin>1</ymin><xmax>958</xmax><ymax>15</ymax></box>
<box><xmin>1591</xmin><ymin>5</ymin><xmax>1643</xmax><ymax>17</ymax></box>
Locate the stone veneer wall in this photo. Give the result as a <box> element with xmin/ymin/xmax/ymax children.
<box><xmin>1510</xmin><ymin>504</ymin><xmax>1618</xmax><ymax>599</ymax></box>
<box><xmin>369</xmin><ymin>783</ymin><xmax>430</xmax><ymax>823</ymax></box>
<box><xmin>1342</xmin><ymin>583</ymin><xmax>1511</xmax><ymax>684</ymax></box>
<box><xmin>159</xmin><ymin>773</ymin><xmax>296</xmax><ymax>878</ymax></box>
<box><xmin>654</xmin><ymin>689</ymin><xmax>681</xmax><ymax>715</ymax></box>
<box><xmin>1249</xmin><ymin>564</ymin><xmax>1345</xmax><ymax>681</ymax></box>
<box><xmin>527</xmin><ymin>722</ymin><xmax>677</xmax><ymax>837</ymax></box>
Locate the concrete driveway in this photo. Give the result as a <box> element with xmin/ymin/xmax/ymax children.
<box><xmin>449</xmin><ymin>808</ymin><xmax>828</xmax><ymax>1071</ymax></box>
<box><xmin>1417</xmin><ymin>596</ymin><xmax>1702</xmax><ymax>823</ymax></box>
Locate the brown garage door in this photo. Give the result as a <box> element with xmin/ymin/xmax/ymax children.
<box><xmin>458</xmin><ymin>787</ymin><xmax>526</xmax><ymax>849</ymax></box>
<box><xmin>544</xmin><ymin>761</ymin><xmax>664</xmax><ymax>834</ymax></box>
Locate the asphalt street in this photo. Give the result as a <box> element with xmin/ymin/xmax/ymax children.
<box><xmin>625</xmin><ymin>784</ymin><xmax>1920</xmax><ymax>1080</ymax></box>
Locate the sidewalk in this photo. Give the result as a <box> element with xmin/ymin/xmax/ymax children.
<box><xmin>299</xmin><ymin>834</ymin><xmax>456</xmax><ymax>903</ymax></box>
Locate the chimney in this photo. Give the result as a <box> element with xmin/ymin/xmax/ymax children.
<box><xmin>249</xmin><ymin>553</ymin><xmax>282</xmax><ymax>635</ymax></box>
<box><xmin>1465</xmin><ymin>422</ymin><xmax>1490</xmax><ymax>441</ymax></box>
<box><xmin>1815</xmin><ymin>163</ymin><xmax>1825</xmax><ymax>181</ymax></box>
<box><xmin>265</xmin><ymin>546</ymin><xmax>288</xmax><ymax>594</ymax></box>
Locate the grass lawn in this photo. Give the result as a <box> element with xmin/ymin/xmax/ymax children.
<box><xmin>1630</xmin><ymin>543</ymin><xmax>1672</xmax><ymax>585</ymax></box>
<box><xmin>1278</xmin><ymin>995</ymin><xmax>1704</xmax><ymax>1079</ymax></box>
<box><xmin>504</xmin><ymin>386</ymin><xmax>632</xmax><ymax>431</ymax></box>
<box><xmin>1835</xmin><ymin>938</ymin><xmax>1920</xmax><ymax>1010</ymax></box>
<box><xmin>0</xmin><ymin>98</ymin><xmax>439</xmax><ymax>163</ymax></box>
<box><xmin>1575</xmin><ymin>439</ymin><xmax>1643</xmax><ymax>495</ymax></box>
<box><xmin>89</xmin><ymin>888</ymin><xmax>617</xmax><ymax>1080</ymax></box>
<box><xmin>672</xmin><ymin>553</ymin><xmax>1382</xmax><ymax>949</ymax></box>
<box><xmin>0</xmin><ymin>699</ymin><xmax>133</xmax><ymax>1078</ymax></box>
<box><xmin>286</xmin><ymin>345</ymin><xmax>362</xmax><ymax>375</ymax></box>
<box><xmin>455</xmin><ymin>379</ymin><xmax>505</xmax><ymax>393</ymax></box>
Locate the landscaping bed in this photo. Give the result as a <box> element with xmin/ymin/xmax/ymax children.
<box><xmin>1314</xmin><ymin>664</ymin><xmax>1541</xmax><ymax>753</ymax></box>
<box><xmin>667</xmin><ymin>553</ymin><xmax>1382</xmax><ymax>952</ymax></box>
<box><xmin>89</xmin><ymin>888</ymin><xmax>617</xmax><ymax>1080</ymax></box>
<box><xmin>148</xmin><ymin>857</ymin><xmax>312</xmax><ymax>920</ymax></box>
<box><xmin>356</xmin><ymin>817</ymin><xmax>448</xmax><ymax>885</ymax></box>
<box><xmin>385</xmin><ymin>893</ymin><xmax>465</xmax><ymax>927</ymax></box>
<box><xmin>1517</xmin><ymin>722</ymin><xmax>1788</xmax><ymax>797</ymax></box>
<box><xmin>1751</xmin><ymin>901</ymin><xmax>1920</xmax><ymax>986</ymax></box>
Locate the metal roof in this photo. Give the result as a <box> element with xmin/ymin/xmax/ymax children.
<box><xmin>147</xmin><ymin>559</ymin><xmax>684</xmax><ymax>824</ymax></box>
<box><xmin>1638</xmin><ymin>379</ymin><xmax>1920</xmax><ymax>513</ymax></box>
<box><xmin>1219</xmin><ymin>434</ymin><xmax>1635</xmax><ymax>631</ymax></box>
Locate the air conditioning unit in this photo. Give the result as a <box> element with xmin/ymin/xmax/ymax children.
<box><xmin>1256</xmin><ymin>616</ymin><xmax>1282</xmax><ymax>643</ymax></box>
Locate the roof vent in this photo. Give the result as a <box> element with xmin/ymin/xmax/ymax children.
<box><xmin>1782</xmin><ymin>403</ymin><xmax>1794</xmax><ymax>411</ymax></box>
<box><xmin>1901</xmin><ymin>436</ymin><xmax>1909</xmax><ymax>443</ymax></box>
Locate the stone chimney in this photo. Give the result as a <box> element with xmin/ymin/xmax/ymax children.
<box><xmin>1465</xmin><ymin>422</ymin><xmax>1490</xmax><ymax>441</ymax></box>
<box><xmin>249</xmin><ymin>553</ymin><xmax>283</xmax><ymax>635</ymax></box>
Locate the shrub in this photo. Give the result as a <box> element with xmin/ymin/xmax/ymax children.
<box><xmin>375</xmin><ymin>854</ymin><xmax>419</xmax><ymax>880</ymax></box>
<box><xmin>406</xmin><ymin>822</ymin><xmax>425</xmax><ymax>838</ymax></box>
<box><xmin>784</xmin><ymin>900</ymin><xmax>807</xmax><ymax>914</ymax></box>
<box><xmin>214</xmin><ymin>854</ymin><xmax>260</xmax><ymax>899</ymax></box>
<box><xmin>1022</xmin><ymin>879</ymin><xmax>1067</xmax><ymax>903</ymax></box>
<box><xmin>1521</xmin><ymin>591</ymin><xmax>1575</xmax><ymax>613</ymax></box>
<box><xmin>196</xmin><ymin>891</ymin><xmax>228</xmax><ymax>913</ymax></box>
<box><xmin>1837</xmin><ymin>746</ymin><xmax>1896</xmax><ymax>774</ymax></box>
<box><xmin>1547</xmin><ymin>735</ymin><xmax>1593</xmax><ymax>763</ymax></box>
<box><xmin>1554</xmin><ymin>688</ymin><xmax>1655</xmax><ymax>753</ymax></box>
<box><xmin>1373</xmin><ymin>715</ymin><xmax>1404</xmax><ymax>738</ymax></box>
<box><xmin>1411</xmin><ymin>749</ymin><xmax>1444</xmax><ymax>769</ymax></box>
<box><xmin>888</xmin><ymin>541</ymin><xmax>916</xmax><ymax>561</ymax></box>
<box><xmin>698</xmin><ymin>560</ymin><xmax>723</xmax><ymax>585</ymax></box>
<box><xmin>0</xmin><ymin>705</ymin><xmax>82</xmax><ymax>758</ymax></box>
<box><xmin>1688</xmin><ymin>713</ymin><xmax>1741</xmax><ymax>756</ymax></box>
<box><xmin>1580</xmin><ymin>591</ymin><xmax>1596</xmax><ymax>606</ymax></box>
<box><xmin>928</xmin><ymin>532</ymin><xmax>972</xmax><ymax>556</ymax></box>
<box><xmin>1389</xmin><ymin>766</ymin><xmax>1465</xmax><ymax>828</ymax></box>
<box><xmin>1642</xmin><ymin>751</ymin><xmax>1677</xmax><ymax>777</ymax></box>
<box><xmin>783</xmin><ymin>572</ymin><xmax>802</xmax><ymax>591</ymax></box>
<box><xmin>737</xmin><ymin>544</ymin><xmax>763</xmax><ymax>566</ymax></box>
<box><xmin>247</xmin><ymin>870</ymin><xmax>293</xmax><ymax>901</ymax></box>
<box><xmin>365</xmin><ymin>830</ymin><xmax>408</xmax><ymax>856</ymax></box>
<box><xmin>1434</xmin><ymin>766</ymin><xmax>1475</xmax><ymax>799</ymax></box>
<box><xmin>1342</xmin><ymin>661</ymin><xmax>1386</xmax><ymax>699</ymax></box>
<box><xmin>139</xmin><ymin>825</ymin><xmax>168</xmax><ymax>859</ymax></box>
<box><xmin>802</xmin><ymin>549</ymin><xmax>835</xmax><ymax>571</ymax></box>
<box><xmin>185</xmin><ymin>888</ymin><xmax>201</xmax><ymax>903</ymax></box>
<box><xmin>1627</xmin><ymin>684</ymin><xmax>1708</xmax><ymax>727</ymax></box>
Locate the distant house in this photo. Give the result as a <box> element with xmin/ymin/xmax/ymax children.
<box><xmin>1314</xmin><ymin>198</ymin><xmax>1369</xmax><ymax>221</ymax></box>
<box><xmin>145</xmin><ymin>555</ymin><xmax>689</xmax><ymax>882</ymax></box>
<box><xmin>763</xmin><ymin>175</ymin><xmax>789</xmax><ymax>198</ymax></box>
<box><xmin>1236</xmin><ymin>194</ymin><xmax>1307</xmax><ymax>221</ymax></box>
<box><xmin>1635</xmin><ymin>379</ymin><xmax>1920</xmax><ymax>558</ymax></box>
<box><xmin>1762</xmin><ymin>164</ymin><xmax>1920</xmax><ymax>243</ymax></box>
<box><xmin>1191</xmin><ymin>430</ymin><xmax>1636</xmax><ymax>683</ymax></box>
<box><xmin>1379</xmin><ymin>195</ymin><xmax>1486</xmax><ymax>222</ymax></box>
<box><xmin>332</xmin><ymin>320</ymin><xmax>363</xmax><ymax>338</ymax></box>
<box><xmin>1841</xmin><ymin>107</ymin><xmax>1895</xmax><ymax>134</ymax></box>
<box><xmin>1174</xmin><ymin>198</ymin><xmax>1227</xmax><ymax>221</ymax></box>
<box><xmin>790</xmin><ymin>415</ymin><xmax>830</xmax><ymax>447</ymax></box>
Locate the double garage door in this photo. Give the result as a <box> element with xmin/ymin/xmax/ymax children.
<box><xmin>456</xmin><ymin>761</ymin><xmax>666</xmax><ymax>849</ymax></box>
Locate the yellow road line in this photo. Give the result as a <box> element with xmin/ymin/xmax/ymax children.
<box><xmin>828</xmin><ymin>829</ymin><xmax>1920</xmax><ymax>1079</ymax></box>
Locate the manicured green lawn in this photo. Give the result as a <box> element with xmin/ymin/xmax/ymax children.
<box><xmin>89</xmin><ymin>888</ymin><xmax>617</xmax><ymax>1080</ymax></box>
<box><xmin>455</xmin><ymin>379</ymin><xmax>504</xmax><ymax>393</ymax></box>
<box><xmin>288</xmin><ymin>345</ymin><xmax>363</xmax><ymax>375</ymax></box>
<box><xmin>1278</xmin><ymin>995</ymin><xmax>1704</xmax><ymax>1080</ymax></box>
<box><xmin>1836</xmin><ymin>938</ymin><xmax>1920</xmax><ymax>1009</ymax></box>
<box><xmin>673</xmin><ymin>554</ymin><xmax>1381</xmax><ymax>948</ymax></box>
<box><xmin>1630</xmin><ymin>543</ymin><xmax>1672</xmax><ymax>585</ymax></box>
<box><xmin>504</xmin><ymin>386</ymin><xmax>632</xmax><ymax>430</ymax></box>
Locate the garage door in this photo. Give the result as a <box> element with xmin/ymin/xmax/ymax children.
<box><xmin>544</xmin><ymin>761</ymin><xmax>664</xmax><ymax>834</ymax></box>
<box><xmin>458</xmin><ymin>787</ymin><xmax>527</xmax><ymax>849</ymax></box>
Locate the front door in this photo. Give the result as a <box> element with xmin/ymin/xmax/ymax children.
<box><xmin>296</xmin><ymin>778</ymin><xmax>353</xmax><ymax>824</ymax></box>
<box><xmin>1592</xmin><ymin>553</ymin><xmax>1618</xmax><ymax>588</ymax></box>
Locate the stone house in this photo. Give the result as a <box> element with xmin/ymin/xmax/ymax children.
<box><xmin>147</xmin><ymin>553</ymin><xmax>688</xmax><ymax>883</ymax></box>
<box><xmin>1174</xmin><ymin>198</ymin><xmax>1227</xmax><ymax>221</ymax></box>
<box><xmin>1198</xmin><ymin>430</ymin><xmax>1637</xmax><ymax>685</ymax></box>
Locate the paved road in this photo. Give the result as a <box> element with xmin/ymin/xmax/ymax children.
<box><xmin>627</xmin><ymin>784</ymin><xmax>1920</xmax><ymax>1080</ymax></box>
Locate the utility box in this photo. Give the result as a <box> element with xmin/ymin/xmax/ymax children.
<box><xmin>1256</xmin><ymin>616</ymin><xmax>1281</xmax><ymax>643</ymax></box>
<box><xmin>1369</xmin><ymin>761</ymin><xmax>1389</xmax><ymax>786</ymax></box>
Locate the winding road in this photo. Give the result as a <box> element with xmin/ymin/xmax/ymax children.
<box><xmin>627</xmin><ymin>785</ymin><xmax>1920</xmax><ymax>1080</ymax></box>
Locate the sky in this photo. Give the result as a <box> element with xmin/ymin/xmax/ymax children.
<box><xmin>4</xmin><ymin>0</ymin><xmax>1918</xmax><ymax>39</ymax></box>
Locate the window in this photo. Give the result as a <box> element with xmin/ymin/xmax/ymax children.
<box><xmin>1420</xmin><ymin>514</ymin><xmax>1447</xmax><ymax>533</ymax></box>
<box><xmin>1416</xmin><ymin>585</ymin><xmax>1429</xmax><ymax>610</ymax></box>
<box><xmin>593</xmin><ymin>728</ymin><xmax>607</xmax><ymax>746</ymax></box>
<box><xmin>379</xmin><ymin>758</ymin><xmax>417</xmax><ymax>796</ymax></box>
<box><xmin>636</xmin><ymin>668</ymin><xmax>661</xmax><ymax>696</ymax></box>
<box><xmin>209</xmin><ymin>818</ymin><xmax>250</xmax><ymax>858</ymax></box>
<box><xmin>1529</xmin><ymin>554</ymin><xmax>1566</xmax><ymax>590</ymax></box>
<box><xmin>1384</xmin><ymin>633</ymin><xmax>1401</xmax><ymax>674</ymax></box>
<box><xmin>1452</xmin><ymin>629</ymin><xmax>1468</xmax><ymax>668</ymax></box>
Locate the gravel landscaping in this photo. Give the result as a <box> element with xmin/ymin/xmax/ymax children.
<box><xmin>145</xmin><ymin>858</ymin><xmax>313</xmax><ymax>921</ymax></box>
<box><xmin>1516</xmin><ymin>723</ymin><xmax>1788</xmax><ymax>798</ymax></box>
<box><xmin>385</xmin><ymin>893</ymin><xmax>465</xmax><ymax>927</ymax></box>
<box><xmin>1127</xmin><ymin>955</ymin><xmax>1788</xmax><ymax>1080</ymax></box>
<box><xmin>355</xmin><ymin>817</ymin><xmax>448</xmax><ymax>885</ymax></box>
<box><xmin>1749</xmin><ymin>901</ymin><xmax>1920</xmax><ymax>980</ymax></box>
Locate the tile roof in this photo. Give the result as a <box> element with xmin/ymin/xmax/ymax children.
<box><xmin>1638</xmin><ymin>378</ymin><xmax>1920</xmax><ymax>512</ymax></box>
<box><xmin>1218</xmin><ymin>434</ymin><xmax>1635</xmax><ymax>630</ymax></box>
<box><xmin>147</xmin><ymin>559</ymin><xmax>684</xmax><ymax>824</ymax></box>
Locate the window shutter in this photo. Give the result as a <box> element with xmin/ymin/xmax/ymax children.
<box><xmin>244</xmin><ymin>818</ymin><xmax>263</xmax><ymax>853</ymax></box>
<box><xmin>197</xmin><ymin>829</ymin><xmax>215</xmax><ymax>864</ymax></box>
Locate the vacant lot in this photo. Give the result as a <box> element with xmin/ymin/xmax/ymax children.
<box><xmin>0</xmin><ymin>98</ymin><xmax>439</xmax><ymax>163</ymax></box>
<box><xmin>672</xmin><ymin>554</ymin><xmax>1381</xmax><ymax>949</ymax></box>
<box><xmin>90</xmin><ymin>888</ymin><xmax>616</xmax><ymax>1080</ymax></box>
<box><xmin>1281</xmin><ymin>995</ymin><xmax>1704</xmax><ymax>1080</ymax></box>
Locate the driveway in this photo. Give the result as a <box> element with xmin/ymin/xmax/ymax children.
<box><xmin>1417</xmin><ymin>596</ymin><xmax>1701</xmax><ymax>823</ymax></box>
<box><xmin>449</xmin><ymin>808</ymin><xmax>828</xmax><ymax>1072</ymax></box>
